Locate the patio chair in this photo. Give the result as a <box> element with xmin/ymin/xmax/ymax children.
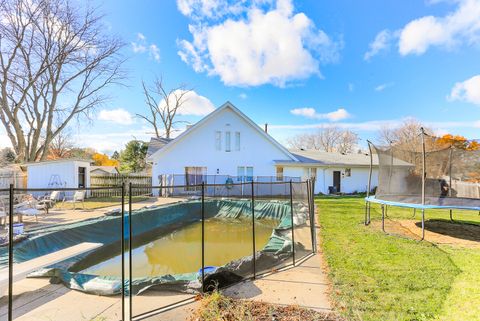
<box><xmin>38</xmin><ymin>191</ymin><xmax>63</xmax><ymax>213</ymax></box>
<box><xmin>13</xmin><ymin>195</ymin><xmax>47</xmax><ymax>222</ymax></box>
<box><xmin>63</xmin><ymin>191</ymin><xmax>86</xmax><ymax>210</ymax></box>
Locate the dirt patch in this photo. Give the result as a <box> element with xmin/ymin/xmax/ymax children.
<box><xmin>371</xmin><ymin>219</ymin><xmax>480</xmax><ymax>247</ymax></box>
<box><xmin>190</xmin><ymin>292</ymin><xmax>342</xmax><ymax>321</ymax></box>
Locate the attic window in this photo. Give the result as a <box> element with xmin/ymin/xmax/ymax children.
<box><xmin>215</xmin><ymin>131</ymin><xmax>221</xmax><ymax>151</ymax></box>
<box><xmin>225</xmin><ymin>131</ymin><xmax>231</xmax><ymax>152</ymax></box>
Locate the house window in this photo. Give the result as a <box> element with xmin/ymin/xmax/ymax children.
<box><xmin>215</xmin><ymin>131</ymin><xmax>221</xmax><ymax>151</ymax></box>
<box><xmin>276</xmin><ymin>167</ymin><xmax>284</xmax><ymax>181</ymax></box>
<box><xmin>305</xmin><ymin>168</ymin><xmax>317</xmax><ymax>180</ymax></box>
<box><xmin>185</xmin><ymin>167</ymin><xmax>207</xmax><ymax>189</ymax></box>
<box><xmin>225</xmin><ymin>131</ymin><xmax>231</xmax><ymax>152</ymax></box>
<box><xmin>235</xmin><ymin>132</ymin><xmax>240</xmax><ymax>151</ymax></box>
<box><xmin>237</xmin><ymin>166</ymin><xmax>254</xmax><ymax>182</ymax></box>
<box><xmin>345</xmin><ymin>168</ymin><xmax>351</xmax><ymax>177</ymax></box>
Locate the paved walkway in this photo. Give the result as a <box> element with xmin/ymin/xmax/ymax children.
<box><xmin>146</xmin><ymin>254</ymin><xmax>332</xmax><ymax>320</ymax></box>
<box><xmin>223</xmin><ymin>254</ymin><xmax>331</xmax><ymax>312</ymax></box>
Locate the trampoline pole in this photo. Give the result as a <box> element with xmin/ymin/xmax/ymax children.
<box><xmin>413</xmin><ymin>208</ymin><xmax>416</xmax><ymax>218</ymax></box>
<box><xmin>364</xmin><ymin>202</ymin><xmax>368</xmax><ymax>225</ymax></box>
<box><xmin>421</xmin><ymin>209</ymin><xmax>425</xmax><ymax>241</ymax></box>
<box><xmin>381</xmin><ymin>204</ymin><xmax>385</xmax><ymax>232</ymax></box>
<box><xmin>449</xmin><ymin>209</ymin><xmax>453</xmax><ymax>222</ymax></box>
<box><xmin>421</xmin><ymin>128</ymin><xmax>426</xmax><ymax>241</ymax></box>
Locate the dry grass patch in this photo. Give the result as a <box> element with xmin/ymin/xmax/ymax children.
<box><xmin>190</xmin><ymin>291</ymin><xmax>341</xmax><ymax>321</ymax></box>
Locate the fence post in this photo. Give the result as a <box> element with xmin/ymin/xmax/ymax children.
<box><xmin>121</xmin><ymin>183</ymin><xmax>125</xmax><ymax>321</ymax></box>
<box><xmin>201</xmin><ymin>182</ymin><xmax>205</xmax><ymax>293</ymax></box>
<box><xmin>289</xmin><ymin>180</ymin><xmax>296</xmax><ymax>266</ymax></box>
<box><xmin>251</xmin><ymin>180</ymin><xmax>256</xmax><ymax>279</ymax></box>
<box><xmin>8</xmin><ymin>183</ymin><xmax>13</xmax><ymax>321</ymax></box>
<box><xmin>128</xmin><ymin>183</ymin><xmax>133</xmax><ymax>320</ymax></box>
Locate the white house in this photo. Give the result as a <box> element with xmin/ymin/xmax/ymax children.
<box><xmin>147</xmin><ymin>102</ymin><xmax>380</xmax><ymax>194</ymax></box>
<box><xmin>25</xmin><ymin>159</ymin><xmax>91</xmax><ymax>190</ymax></box>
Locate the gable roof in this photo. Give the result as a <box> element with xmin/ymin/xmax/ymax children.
<box><xmin>147</xmin><ymin>101</ymin><xmax>298</xmax><ymax>162</ymax></box>
<box><xmin>90</xmin><ymin>166</ymin><xmax>119</xmax><ymax>174</ymax></box>
<box><xmin>274</xmin><ymin>149</ymin><xmax>412</xmax><ymax>167</ymax></box>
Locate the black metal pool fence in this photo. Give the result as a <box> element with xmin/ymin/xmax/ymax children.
<box><xmin>1</xmin><ymin>179</ymin><xmax>316</xmax><ymax>321</ymax></box>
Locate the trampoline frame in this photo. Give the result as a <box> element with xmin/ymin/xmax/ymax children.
<box><xmin>364</xmin><ymin>128</ymin><xmax>480</xmax><ymax>241</ymax></box>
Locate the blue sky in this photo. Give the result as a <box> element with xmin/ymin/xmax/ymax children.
<box><xmin>48</xmin><ymin>0</ymin><xmax>480</xmax><ymax>153</ymax></box>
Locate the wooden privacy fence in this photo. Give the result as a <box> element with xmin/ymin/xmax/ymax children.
<box><xmin>90</xmin><ymin>174</ymin><xmax>152</xmax><ymax>197</ymax></box>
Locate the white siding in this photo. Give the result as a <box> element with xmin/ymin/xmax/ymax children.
<box><xmin>283</xmin><ymin>165</ymin><xmax>379</xmax><ymax>194</ymax></box>
<box><xmin>27</xmin><ymin>161</ymin><xmax>91</xmax><ymax>191</ymax></box>
<box><xmin>151</xmin><ymin>107</ymin><xmax>292</xmax><ymax>185</ymax></box>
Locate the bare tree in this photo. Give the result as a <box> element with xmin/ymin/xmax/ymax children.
<box><xmin>286</xmin><ymin>133</ymin><xmax>318</xmax><ymax>150</ymax></box>
<box><xmin>137</xmin><ymin>77</ymin><xmax>191</xmax><ymax>139</ymax></box>
<box><xmin>48</xmin><ymin>128</ymin><xmax>74</xmax><ymax>159</ymax></box>
<box><xmin>0</xmin><ymin>0</ymin><xmax>125</xmax><ymax>162</ymax></box>
<box><xmin>316</xmin><ymin>126</ymin><xmax>343</xmax><ymax>152</ymax></box>
<box><xmin>337</xmin><ymin>130</ymin><xmax>359</xmax><ymax>154</ymax></box>
<box><xmin>287</xmin><ymin>126</ymin><xmax>358</xmax><ymax>153</ymax></box>
<box><xmin>376</xmin><ymin>118</ymin><xmax>432</xmax><ymax>151</ymax></box>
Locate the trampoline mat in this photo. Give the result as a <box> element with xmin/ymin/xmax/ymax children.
<box><xmin>366</xmin><ymin>195</ymin><xmax>480</xmax><ymax>211</ymax></box>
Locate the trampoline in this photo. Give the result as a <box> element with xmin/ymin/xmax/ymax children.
<box><xmin>365</xmin><ymin>128</ymin><xmax>480</xmax><ymax>240</ymax></box>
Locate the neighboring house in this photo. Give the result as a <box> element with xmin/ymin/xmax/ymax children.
<box><xmin>24</xmin><ymin>159</ymin><xmax>91</xmax><ymax>191</ymax></box>
<box><xmin>147</xmin><ymin>101</ymin><xmax>387</xmax><ymax>195</ymax></box>
<box><xmin>90</xmin><ymin>166</ymin><xmax>119</xmax><ymax>176</ymax></box>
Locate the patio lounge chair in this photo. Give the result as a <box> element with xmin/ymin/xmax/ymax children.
<box><xmin>37</xmin><ymin>191</ymin><xmax>63</xmax><ymax>213</ymax></box>
<box><xmin>63</xmin><ymin>191</ymin><xmax>86</xmax><ymax>210</ymax></box>
<box><xmin>0</xmin><ymin>198</ymin><xmax>24</xmax><ymax>225</ymax></box>
<box><xmin>13</xmin><ymin>195</ymin><xmax>47</xmax><ymax>222</ymax></box>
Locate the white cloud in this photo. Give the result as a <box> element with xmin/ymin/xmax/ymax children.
<box><xmin>177</xmin><ymin>0</ymin><xmax>342</xmax><ymax>87</ymax></box>
<box><xmin>159</xmin><ymin>90</ymin><xmax>215</xmax><ymax>116</ymax></box>
<box><xmin>448</xmin><ymin>75</ymin><xmax>480</xmax><ymax>105</ymax></box>
<box><xmin>131</xmin><ymin>33</ymin><xmax>160</xmax><ymax>62</ymax></box>
<box><xmin>348</xmin><ymin>83</ymin><xmax>354</xmax><ymax>92</ymax></box>
<box><xmin>149</xmin><ymin>44</ymin><xmax>161</xmax><ymax>62</ymax></box>
<box><xmin>239</xmin><ymin>93</ymin><xmax>248</xmax><ymax>99</ymax></box>
<box><xmin>374</xmin><ymin>82</ymin><xmax>394</xmax><ymax>92</ymax></box>
<box><xmin>366</xmin><ymin>0</ymin><xmax>480</xmax><ymax>58</ymax></box>
<box><xmin>290</xmin><ymin>107</ymin><xmax>351</xmax><ymax>122</ymax></box>
<box><xmin>364</xmin><ymin>29</ymin><xmax>392</xmax><ymax>60</ymax></box>
<box><xmin>131</xmin><ymin>42</ymin><xmax>146</xmax><ymax>53</ymax></box>
<box><xmin>98</xmin><ymin>108</ymin><xmax>134</xmax><ymax>125</ymax></box>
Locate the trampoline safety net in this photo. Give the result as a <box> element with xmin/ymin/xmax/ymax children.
<box><xmin>368</xmin><ymin>131</ymin><xmax>480</xmax><ymax>209</ymax></box>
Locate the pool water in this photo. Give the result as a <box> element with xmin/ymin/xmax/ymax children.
<box><xmin>80</xmin><ymin>218</ymin><xmax>278</xmax><ymax>278</ymax></box>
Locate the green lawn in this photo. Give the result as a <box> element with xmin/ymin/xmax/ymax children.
<box><xmin>318</xmin><ymin>196</ymin><xmax>480</xmax><ymax>321</ymax></box>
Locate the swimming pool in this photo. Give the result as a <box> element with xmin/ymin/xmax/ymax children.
<box><xmin>7</xmin><ymin>199</ymin><xmax>302</xmax><ymax>295</ymax></box>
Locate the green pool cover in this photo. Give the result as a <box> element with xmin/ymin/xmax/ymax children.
<box><xmin>0</xmin><ymin>199</ymin><xmax>309</xmax><ymax>295</ymax></box>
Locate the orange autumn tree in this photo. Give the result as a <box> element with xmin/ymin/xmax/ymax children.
<box><xmin>435</xmin><ymin>134</ymin><xmax>480</xmax><ymax>150</ymax></box>
<box><xmin>92</xmin><ymin>153</ymin><xmax>119</xmax><ymax>167</ymax></box>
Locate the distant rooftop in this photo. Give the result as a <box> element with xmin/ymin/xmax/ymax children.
<box><xmin>146</xmin><ymin>137</ymin><xmax>174</xmax><ymax>157</ymax></box>
<box><xmin>274</xmin><ymin>149</ymin><xmax>412</xmax><ymax>167</ymax></box>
